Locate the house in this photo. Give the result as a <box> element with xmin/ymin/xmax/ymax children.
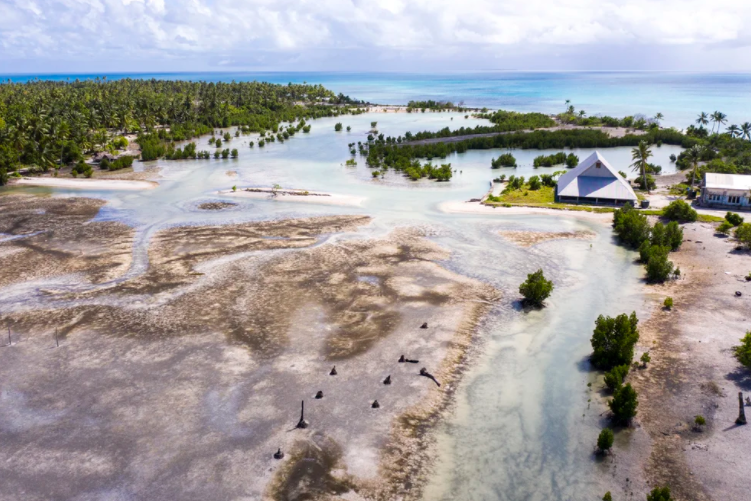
<box><xmin>698</xmin><ymin>173</ymin><xmax>751</xmax><ymax>210</ymax></box>
<box><xmin>555</xmin><ymin>151</ymin><xmax>637</xmax><ymax>206</ymax></box>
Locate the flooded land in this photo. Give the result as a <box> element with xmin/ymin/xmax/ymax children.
<box><xmin>2</xmin><ymin>111</ymin><xmax>748</xmax><ymax>501</ymax></box>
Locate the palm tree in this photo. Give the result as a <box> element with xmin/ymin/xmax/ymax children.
<box><xmin>579</xmin><ymin>110</ymin><xmax>587</xmax><ymax>118</ymax></box>
<box><xmin>711</xmin><ymin>111</ymin><xmax>727</xmax><ymax>134</ymax></box>
<box><xmin>631</xmin><ymin>140</ymin><xmax>653</xmax><ymax>193</ymax></box>
<box><xmin>687</xmin><ymin>145</ymin><xmax>703</xmax><ymax>189</ymax></box>
<box><xmin>696</xmin><ymin>112</ymin><xmax>709</xmax><ymax>129</ymax></box>
<box><xmin>654</xmin><ymin>112</ymin><xmax>664</xmax><ymax>123</ymax></box>
<box><xmin>740</xmin><ymin>122</ymin><xmax>751</xmax><ymax>140</ymax></box>
<box><xmin>727</xmin><ymin>124</ymin><xmax>741</xmax><ymax>138</ymax></box>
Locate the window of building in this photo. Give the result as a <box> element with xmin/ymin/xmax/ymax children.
<box><xmin>708</xmin><ymin>193</ymin><xmax>722</xmax><ymax>202</ymax></box>
<box><xmin>595</xmin><ymin>162</ymin><xmax>601</xmax><ymax>168</ymax></box>
<box><xmin>728</xmin><ymin>195</ymin><xmax>741</xmax><ymax>204</ymax></box>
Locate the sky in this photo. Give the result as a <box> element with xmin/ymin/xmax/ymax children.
<box><xmin>2</xmin><ymin>0</ymin><xmax>751</xmax><ymax>74</ymax></box>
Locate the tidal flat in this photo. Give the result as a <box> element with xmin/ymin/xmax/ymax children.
<box><xmin>1</xmin><ymin>111</ymin><xmax>653</xmax><ymax>500</ymax></box>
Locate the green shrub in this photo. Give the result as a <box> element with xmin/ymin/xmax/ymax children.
<box><xmin>726</xmin><ymin>212</ymin><xmax>744</xmax><ymax>226</ymax></box>
<box><xmin>646</xmin><ymin>246</ymin><xmax>674</xmax><ymax>283</ymax></box>
<box><xmin>491</xmin><ymin>153</ymin><xmax>517</xmax><ymax>168</ymax></box>
<box><xmin>223</xmin><ymin>132</ymin><xmax>231</xmax><ymax>141</ymax></box>
<box><xmin>664</xmin><ymin>221</ymin><xmax>683</xmax><ymax>250</ymax></box>
<box><xmin>604</xmin><ymin>364</ymin><xmax>630</xmax><ymax>391</ymax></box>
<box><xmin>609</xmin><ymin>383</ymin><xmax>639</xmax><ymax>424</ymax></box>
<box><xmin>109</xmin><ymin>156</ymin><xmax>134</xmax><ymax>171</ymax></box>
<box><xmin>231</xmin><ymin>149</ymin><xmax>238</xmax><ymax>158</ymax></box>
<box><xmin>640</xmin><ymin>352</ymin><xmax>651</xmax><ymax>367</ymax></box>
<box><xmin>519</xmin><ymin>269</ymin><xmax>554</xmax><ymax>307</ymax></box>
<box><xmin>613</xmin><ymin>203</ymin><xmax>651</xmax><ymax>248</ymax></box>
<box><xmin>566</xmin><ymin>153</ymin><xmax>579</xmax><ymax>168</ymax></box>
<box><xmin>717</xmin><ymin>221</ymin><xmax>734</xmax><ymax>235</ymax></box>
<box><xmin>664</xmin><ymin>297</ymin><xmax>673</xmax><ymax>309</ymax></box>
<box><xmin>335</xmin><ymin>123</ymin><xmax>343</xmax><ymax>131</ymax></box>
<box><xmin>635</xmin><ymin>174</ymin><xmax>656</xmax><ymax>191</ymax></box>
<box><xmin>694</xmin><ymin>415</ymin><xmax>706</xmax><ymax>427</ymax></box>
<box><xmin>99</xmin><ymin>157</ymin><xmax>111</xmax><ymax>170</ymax></box>
<box><xmin>590</xmin><ymin>312</ymin><xmax>640</xmax><ymax>370</ymax></box>
<box><xmin>603</xmin><ymin>493</ymin><xmax>613</xmax><ymax>501</ymax></box>
<box><xmin>528</xmin><ymin>175</ymin><xmax>542</xmax><ymax>190</ymax></box>
<box><xmin>597</xmin><ymin>428</ymin><xmax>614</xmax><ymax>453</ymax></box>
<box><xmin>734</xmin><ymin>331</ymin><xmax>751</xmax><ymax>369</ymax></box>
<box><xmin>646</xmin><ymin>486</ymin><xmax>673</xmax><ymax>501</ymax></box>
<box><xmin>735</xmin><ymin>223</ymin><xmax>751</xmax><ymax>249</ymax></box>
<box><xmin>663</xmin><ymin>200</ymin><xmax>697</xmax><ymax>222</ymax></box>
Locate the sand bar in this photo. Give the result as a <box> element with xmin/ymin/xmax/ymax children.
<box><xmin>220</xmin><ymin>187</ymin><xmax>365</xmax><ymax>207</ymax></box>
<box><xmin>12</xmin><ymin>177</ymin><xmax>158</xmax><ymax>191</ymax></box>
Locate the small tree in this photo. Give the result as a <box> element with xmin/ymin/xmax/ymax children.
<box><xmin>609</xmin><ymin>383</ymin><xmax>638</xmax><ymax>424</ymax></box>
<box><xmin>519</xmin><ymin>269</ymin><xmax>554</xmax><ymax>307</ymax></box>
<box><xmin>646</xmin><ymin>246</ymin><xmax>674</xmax><ymax>283</ymax></box>
<box><xmin>646</xmin><ymin>486</ymin><xmax>673</xmax><ymax>501</ymax></box>
<box><xmin>717</xmin><ymin>221</ymin><xmax>734</xmax><ymax>235</ymax></box>
<box><xmin>604</xmin><ymin>364</ymin><xmax>630</xmax><ymax>391</ymax></box>
<box><xmin>597</xmin><ymin>428</ymin><xmax>614</xmax><ymax>454</ymax></box>
<box><xmin>640</xmin><ymin>352</ymin><xmax>651</xmax><ymax>367</ymax></box>
<box><xmin>663</xmin><ymin>297</ymin><xmax>673</xmax><ymax>309</ymax></box>
<box><xmin>733</xmin><ymin>331</ymin><xmax>751</xmax><ymax>369</ymax></box>
<box><xmin>590</xmin><ymin>312</ymin><xmax>640</xmax><ymax>370</ymax></box>
<box><xmin>603</xmin><ymin>493</ymin><xmax>613</xmax><ymax>501</ymax></box>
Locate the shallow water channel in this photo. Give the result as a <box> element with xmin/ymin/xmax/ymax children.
<box><xmin>4</xmin><ymin>111</ymin><xmax>657</xmax><ymax>499</ymax></box>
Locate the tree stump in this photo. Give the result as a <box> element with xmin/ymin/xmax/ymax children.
<box><xmin>737</xmin><ymin>392</ymin><xmax>747</xmax><ymax>425</ymax></box>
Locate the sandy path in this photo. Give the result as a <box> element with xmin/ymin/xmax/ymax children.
<box><xmin>439</xmin><ymin>199</ymin><xmax>614</xmax><ymax>224</ymax></box>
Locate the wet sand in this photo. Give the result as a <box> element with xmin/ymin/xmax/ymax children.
<box><xmin>11</xmin><ymin>177</ymin><xmax>158</xmax><ymax>190</ymax></box>
<box><xmin>0</xmin><ymin>194</ymin><xmax>498</xmax><ymax>500</ymax></box>
<box><xmin>439</xmin><ymin>199</ymin><xmax>614</xmax><ymax>224</ymax></box>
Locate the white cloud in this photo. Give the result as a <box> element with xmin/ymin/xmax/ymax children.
<box><xmin>1</xmin><ymin>0</ymin><xmax>751</xmax><ymax>71</ymax></box>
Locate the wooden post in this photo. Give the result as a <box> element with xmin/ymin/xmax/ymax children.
<box><xmin>54</xmin><ymin>328</ymin><xmax>59</xmax><ymax>348</ymax></box>
<box><xmin>296</xmin><ymin>400</ymin><xmax>308</xmax><ymax>429</ymax></box>
<box><xmin>737</xmin><ymin>392</ymin><xmax>747</xmax><ymax>425</ymax></box>
<box><xmin>7</xmin><ymin>326</ymin><xmax>10</xmax><ymax>346</ymax></box>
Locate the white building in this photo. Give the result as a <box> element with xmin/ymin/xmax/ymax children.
<box><xmin>699</xmin><ymin>173</ymin><xmax>751</xmax><ymax>210</ymax></box>
<box><xmin>555</xmin><ymin>151</ymin><xmax>638</xmax><ymax>206</ymax></box>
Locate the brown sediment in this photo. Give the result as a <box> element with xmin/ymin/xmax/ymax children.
<box><xmin>267</xmin><ymin>434</ymin><xmax>356</xmax><ymax>500</ymax></box>
<box><xmin>0</xmin><ymin>194</ymin><xmax>134</xmax><ymax>288</ymax></box>
<box><xmin>197</xmin><ymin>201</ymin><xmax>238</xmax><ymax>210</ymax></box>
<box><xmin>623</xmin><ymin>221</ymin><xmax>751</xmax><ymax>500</ymax></box>
<box><xmin>498</xmin><ymin>229</ymin><xmax>596</xmax><ymax>247</ymax></box>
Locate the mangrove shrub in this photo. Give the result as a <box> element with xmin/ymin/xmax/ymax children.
<box><xmin>609</xmin><ymin>383</ymin><xmax>639</xmax><ymax>424</ymax></box>
<box><xmin>590</xmin><ymin>312</ymin><xmax>640</xmax><ymax>370</ymax></box>
<box><xmin>519</xmin><ymin>269</ymin><xmax>554</xmax><ymax>307</ymax></box>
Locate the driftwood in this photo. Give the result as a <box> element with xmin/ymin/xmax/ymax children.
<box><xmin>419</xmin><ymin>367</ymin><xmax>441</xmax><ymax>387</ymax></box>
<box><xmin>383</xmin><ymin>375</ymin><xmax>391</xmax><ymax>385</ymax></box>
<box><xmin>330</xmin><ymin>366</ymin><xmax>337</xmax><ymax>375</ymax></box>
<box><xmin>315</xmin><ymin>390</ymin><xmax>323</xmax><ymax>399</ymax></box>
<box><xmin>398</xmin><ymin>355</ymin><xmax>419</xmax><ymax>363</ymax></box>
<box><xmin>273</xmin><ymin>448</ymin><xmax>284</xmax><ymax>459</ymax></box>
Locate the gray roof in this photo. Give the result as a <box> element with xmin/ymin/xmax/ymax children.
<box><xmin>705</xmin><ymin>173</ymin><xmax>751</xmax><ymax>191</ymax></box>
<box><xmin>557</xmin><ymin>151</ymin><xmax>637</xmax><ymax>201</ymax></box>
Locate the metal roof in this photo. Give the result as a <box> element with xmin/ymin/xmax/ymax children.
<box><xmin>556</xmin><ymin>151</ymin><xmax>637</xmax><ymax>201</ymax></box>
<box><xmin>705</xmin><ymin>173</ymin><xmax>751</xmax><ymax>191</ymax></box>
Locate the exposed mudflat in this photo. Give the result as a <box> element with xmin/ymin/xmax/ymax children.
<box><xmin>0</xmin><ymin>194</ymin><xmax>498</xmax><ymax>500</ymax></box>
<box><xmin>498</xmin><ymin>229</ymin><xmax>596</xmax><ymax>247</ymax></box>
<box><xmin>0</xmin><ymin>194</ymin><xmax>134</xmax><ymax>289</ymax></box>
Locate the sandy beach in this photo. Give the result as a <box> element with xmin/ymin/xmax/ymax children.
<box><xmin>439</xmin><ymin>199</ymin><xmax>614</xmax><ymax>223</ymax></box>
<box><xmin>220</xmin><ymin>187</ymin><xmax>366</xmax><ymax>207</ymax></box>
<box><xmin>12</xmin><ymin>177</ymin><xmax>158</xmax><ymax>191</ymax></box>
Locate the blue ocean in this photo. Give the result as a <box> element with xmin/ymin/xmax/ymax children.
<box><xmin>4</xmin><ymin>71</ymin><xmax>751</xmax><ymax>130</ymax></box>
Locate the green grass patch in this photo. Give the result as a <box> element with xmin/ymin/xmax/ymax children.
<box><xmin>488</xmin><ymin>185</ymin><xmax>555</xmax><ymax>204</ymax></box>
<box><xmin>637</xmin><ymin>209</ymin><xmax>723</xmax><ymax>223</ymax></box>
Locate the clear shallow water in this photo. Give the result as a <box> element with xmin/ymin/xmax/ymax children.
<box><xmin>2</xmin><ymin>111</ymin><xmax>647</xmax><ymax>499</ymax></box>
<box><xmin>5</xmin><ymin>71</ymin><xmax>751</xmax><ymax>129</ymax></box>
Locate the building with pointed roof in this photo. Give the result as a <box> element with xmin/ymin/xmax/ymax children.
<box><xmin>555</xmin><ymin>151</ymin><xmax>637</xmax><ymax>205</ymax></box>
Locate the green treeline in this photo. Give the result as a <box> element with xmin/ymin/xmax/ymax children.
<box><xmin>0</xmin><ymin>78</ymin><xmax>362</xmax><ymax>183</ymax></box>
<box><xmin>366</xmin><ymin>129</ymin><xmax>691</xmax><ymax>169</ymax></box>
<box><xmin>405</xmin><ymin>110</ymin><xmax>555</xmax><ymax>141</ymax></box>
